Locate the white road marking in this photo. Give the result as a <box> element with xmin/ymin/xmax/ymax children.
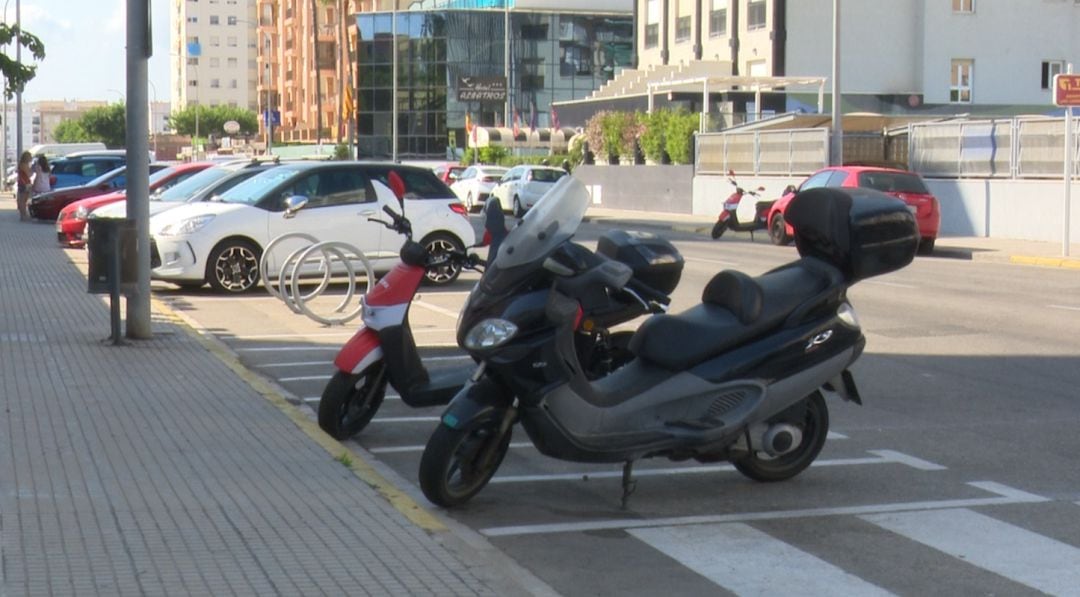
<box><xmin>232</xmin><ymin>328</ymin><xmax>456</xmax><ymax>341</ymax></box>
<box><xmin>361</xmin><ymin>431</ymin><xmax>849</xmax><ymax>456</ymax></box>
<box><xmin>368</xmin><ymin>416</ymin><xmax>440</xmax><ymax>423</ymax></box>
<box><xmin>265</xmin><ymin>355</ymin><xmax>470</xmax><ymax>368</ymax></box>
<box><xmin>238</xmin><ymin>346</ymin><xmax>338</xmax><ymax>353</ymax></box>
<box><xmin>488</xmin><ymin>450</ymin><xmax>917</xmax><ymax>485</ymax></box>
<box><xmin>869</xmin><ymin>449</ymin><xmax>947</xmax><ymax>471</ymax></box>
<box><xmin>1048</xmin><ymin>304</ymin><xmax>1080</xmax><ymax>312</ymax></box>
<box><xmin>480</xmin><ymin>481</ymin><xmax>1049</xmax><ymax>537</ymax></box>
<box><xmin>280</xmin><ymin>375</ymin><xmax>328</xmax><ymax>382</ymax></box>
<box><xmin>630</xmin><ymin>523</ymin><xmax>895</xmax><ymax>597</ymax></box>
<box><xmin>684</xmin><ymin>256</ymin><xmax>739</xmax><ymax>267</ymax></box>
<box><xmin>862</xmin><ymin>508</ymin><xmax>1080</xmax><ymax>596</ymax></box>
<box><xmin>413</xmin><ymin>299</ymin><xmax>464</xmax><ymax>318</ymax></box>
<box><xmin>864</xmin><ymin>279</ymin><xmax>918</xmax><ymax>289</ymax></box>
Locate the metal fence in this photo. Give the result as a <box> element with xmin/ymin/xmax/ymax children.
<box><xmin>696</xmin><ymin>116</ymin><xmax>1080</xmax><ymax>179</ymax></box>
<box><xmin>696</xmin><ymin>129</ymin><xmax>829</xmax><ymax>176</ymax></box>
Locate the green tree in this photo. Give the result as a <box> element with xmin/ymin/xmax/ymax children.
<box><xmin>168</xmin><ymin>105</ymin><xmax>259</xmax><ymax>137</ymax></box>
<box><xmin>79</xmin><ymin>103</ymin><xmax>128</xmax><ymax>148</ymax></box>
<box><xmin>665</xmin><ymin>110</ymin><xmax>699</xmax><ymax>165</ymax></box>
<box><xmin>53</xmin><ymin>119</ymin><xmax>89</xmax><ymax>143</ymax></box>
<box><xmin>0</xmin><ymin>24</ymin><xmax>46</xmax><ymax>98</ymax></box>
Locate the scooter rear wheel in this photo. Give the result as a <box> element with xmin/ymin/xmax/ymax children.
<box><xmin>317</xmin><ymin>364</ymin><xmax>388</xmax><ymax>440</ymax></box>
<box><xmin>734</xmin><ymin>391</ymin><xmax>829</xmax><ymax>482</ymax></box>
<box><xmin>419</xmin><ymin>416</ymin><xmax>512</xmax><ymax>507</ymax></box>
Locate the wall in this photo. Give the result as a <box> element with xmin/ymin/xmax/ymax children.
<box><xmin>692</xmin><ymin>173</ymin><xmax>1080</xmax><ymax>242</ymax></box>
<box><xmin>574</xmin><ymin>164</ymin><xmax>694</xmax><ymax>212</ymax></box>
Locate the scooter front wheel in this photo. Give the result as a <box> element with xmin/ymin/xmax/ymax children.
<box><xmin>734</xmin><ymin>391</ymin><xmax>829</xmax><ymax>482</ymax></box>
<box><xmin>711</xmin><ymin>219</ymin><xmax>728</xmax><ymax>239</ymax></box>
<box><xmin>318</xmin><ymin>364</ymin><xmax>388</xmax><ymax>440</ymax></box>
<box><xmin>419</xmin><ymin>416</ymin><xmax>512</xmax><ymax>507</ymax></box>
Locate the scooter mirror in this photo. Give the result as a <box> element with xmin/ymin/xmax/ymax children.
<box><xmin>784</xmin><ymin>184</ymin><xmax>797</xmax><ymax>195</ymax></box>
<box><xmin>387</xmin><ymin>170</ymin><xmax>406</xmax><ymax>204</ymax></box>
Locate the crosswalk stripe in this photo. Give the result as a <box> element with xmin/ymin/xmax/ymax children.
<box><xmin>861</xmin><ymin>508</ymin><xmax>1080</xmax><ymax>596</ymax></box>
<box><xmin>630</xmin><ymin>523</ymin><xmax>895</xmax><ymax>597</ymax></box>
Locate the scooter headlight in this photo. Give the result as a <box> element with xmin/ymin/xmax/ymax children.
<box><xmin>837</xmin><ymin>302</ymin><xmax>860</xmax><ymax>329</ymax></box>
<box><xmin>464</xmin><ymin>318</ymin><xmax>518</xmax><ymax>350</ymax></box>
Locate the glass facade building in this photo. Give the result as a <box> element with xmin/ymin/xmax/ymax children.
<box><xmin>356</xmin><ymin>9</ymin><xmax>633</xmax><ymax>159</ymax></box>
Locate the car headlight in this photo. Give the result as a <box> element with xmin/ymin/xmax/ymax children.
<box><xmin>158</xmin><ymin>214</ymin><xmax>215</xmax><ymax>237</ymax></box>
<box><xmin>74</xmin><ymin>206</ymin><xmax>89</xmax><ymax>220</ymax></box>
<box><xmin>463</xmin><ymin>318</ymin><xmax>518</xmax><ymax>350</ymax></box>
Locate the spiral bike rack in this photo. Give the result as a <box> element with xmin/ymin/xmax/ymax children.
<box><xmin>259</xmin><ymin>232</ymin><xmax>376</xmax><ymax>326</ymax></box>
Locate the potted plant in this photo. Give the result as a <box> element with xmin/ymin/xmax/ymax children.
<box><xmin>665</xmin><ymin>110</ymin><xmax>699</xmax><ymax>166</ymax></box>
<box><xmin>584</xmin><ymin>111</ymin><xmax>609</xmax><ymax>165</ymax></box>
<box><xmin>639</xmin><ymin>110</ymin><xmax>669</xmax><ymax>165</ymax></box>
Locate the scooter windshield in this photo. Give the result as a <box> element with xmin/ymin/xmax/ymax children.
<box><xmin>491</xmin><ymin>176</ymin><xmax>590</xmax><ymax>270</ymax></box>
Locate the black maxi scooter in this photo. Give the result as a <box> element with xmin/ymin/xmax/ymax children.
<box><xmin>418</xmin><ymin>177</ymin><xmax>919</xmax><ymax>507</ymax></box>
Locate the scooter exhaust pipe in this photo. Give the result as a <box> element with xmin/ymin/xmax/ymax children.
<box><xmin>762</xmin><ymin>424</ymin><xmax>803</xmax><ymax>457</ymax></box>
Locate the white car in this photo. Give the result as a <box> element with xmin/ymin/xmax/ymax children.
<box><xmin>449</xmin><ymin>165</ymin><xmax>508</xmax><ymax>212</ymax></box>
<box><xmin>490</xmin><ymin>165</ymin><xmax>568</xmax><ymax>217</ymax></box>
<box><xmin>150</xmin><ymin>162</ymin><xmax>475</xmax><ymax>293</ymax></box>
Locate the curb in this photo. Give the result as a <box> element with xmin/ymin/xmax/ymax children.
<box><xmin>1009</xmin><ymin>255</ymin><xmax>1080</xmax><ymax>269</ymax></box>
<box><xmin>148</xmin><ymin>295</ymin><xmax>448</xmax><ymax>532</ymax></box>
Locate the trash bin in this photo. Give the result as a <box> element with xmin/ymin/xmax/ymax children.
<box><xmin>87</xmin><ymin>218</ymin><xmax>137</xmax><ymax>295</ymax></box>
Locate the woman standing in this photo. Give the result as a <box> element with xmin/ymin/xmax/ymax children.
<box><xmin>16</xmin><ymin>151</ymin><xmax>33</xmax><ymax>221</ymax></box>
<box><xmin>31</xmin><ymin>155</ymin><xmax>52</xmax><ymax>195</ymax></box>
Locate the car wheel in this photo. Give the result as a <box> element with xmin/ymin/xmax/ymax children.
<box><xmin>917</xmin><ymin>237</ymin><xmax>935</xmax><ymax>255</ymax></box>
<box><xmin>207</xmin><ymin>239</ymin><xmax>262</xmax><ymax>293</ymax></box>
<box><xmin>513</xmin><ymin>195</ymin><xmax>524</xmax><ymax>218</ymax></box>
<box><xmin>421</xmin><ymin>233</ymin><xmax>465</xmax><ymax>286</ymax></box>
<box><xmin>769</xmin><ymin>214</ymin><xmax>792</xmax><ymax>246</ymax></box>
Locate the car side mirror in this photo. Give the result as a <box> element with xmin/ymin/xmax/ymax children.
<box><xmin>283</xmin><ymin>195</ymin><xmax>308</xmax><ymax>218</ymax></box>
<box><xmin>784</xmin><ymin>184</ymin><xmax>797</xmax><ymax>195</ymax></box>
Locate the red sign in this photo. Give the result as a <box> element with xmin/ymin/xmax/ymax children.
<box><xmin>1054</xmin><ymin>74</ymin><xmax>1080</xmax><ymax>107</ymax></box>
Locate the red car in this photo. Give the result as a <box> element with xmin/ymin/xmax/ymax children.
<box><xmin>766</xmin><ymin>166</ymin><xmax>941</xmax><ymax>254</ymax></box>
<box><xmin>28</xmin><ymin>165</ymin><xmax>164</xmax><ymax>222</ymax></box>
<box><xmin>432</xmin><ymin>162</ymin><xmax>466</xmax><ymax>185</ymax></box>
<box><xmin>57</xmin><ymin>162</ymin><xmax>213</xmax><ymax>247</ymax></box>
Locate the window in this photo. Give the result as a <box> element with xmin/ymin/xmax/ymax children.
<box><xmin>950</xmin><ymin>59</ymin><xmax>973</xmax><ymax>103</ymax></box>
<box><xmin>210</xmin><ymin>15</ymin><xmax>219</xmax><ymax>25</ymax></box>
<box><xmin>952</xmin><ymin>0</ymin><xmax>974</xmax><ymax>12</ymax></box>
<box><xmin>227</xmin><ymin>16</ymin><xmax>237</xmax><ymax>25</ymax></box>
<box><xmin>748</xmin><ymin>0</ymin><xmax>766</xmax><ymax>30</ymax></box>
<box><xmin>799</xmin><ymin>170</ymin><xmax>834</xmax><ymax>191</ymax></box>
<box><xmin>520</xmin><ymin>24</ymin><xmax>548</xmax><ymax>40</ymax></box>
<box><xmin>1042</xmin><ymin>60</ymin><xmax>1064</xmax><ymax>90</ymax></box>
<box><xmin>710</xmin><ymin>0</ymin><xmax>728</xmax><ymax>37</ymax></box>
<box><xmin>645</xmin><ymin>0</ymin><xmax>659</xmax><ymax>48</ymax></box>
<box><xmin>210</xmin><ymin>36</ymin><xmax>220</xmax><ymax>47</ymax></box>
<box><xmin>188</xmin><ymin>79</ymin><xmax>198</xmax><ymax>87</ymax></box>
<box><xmin>209</xmin><ymin>57</ymin><xmax>220</xmax><ymax>68</ymax></box>
<box><xmin>230</xmin><ymin>79</ymin><xmax>238</xmax><ymax>89</ymax></box>
<box><xmin>825</xmin><ymin>170</ymin><xmax>849</xmax><ymax>187</ymax></box>
<box><xmin>290</xmin><ymin>170</ymin><xmax>372</xmax><ymax>208</ymax></box>
<box><xmin>227</xmin><ymin>36</ymin><xmax>237</xmax><ymax>47</ymax></box>
<box><xmin>676</xmin><ymin>16</ymin><xmax>691</xmax><ymax>42</ymax></box>
<box><xmin>210</xmin><ymin>78</ymin><xmax>221</xmax><ymax>88</ymax></box>
<box><xmin>187</xmin><ymin>57</ymin><xmax>199</xmax><ymax>66</ymax></box>
<box><xmin>227</xmin><ymin>57</ymin><xmax>238</xmax><ymax>68</ymax></box>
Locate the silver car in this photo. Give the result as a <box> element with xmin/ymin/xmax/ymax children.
<box><xmin>490</xmin><ymin>165</ymin><xmax>568</xmax><ymax>217</ymax></box>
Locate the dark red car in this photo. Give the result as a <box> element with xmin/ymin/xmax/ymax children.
<box><xmin>432</xmin><ymin>163</ymin><xmax>466</xmax><ymax>185</ymax></box>
<box><xmin>28</xmin><ymin>163</ymin><xmax>170</xmax><ymax>221</ymax></box>
<box><xmin>766</xmin><ymin>166</ymin><xmax>941</xmax><ymax>254</ymax></box>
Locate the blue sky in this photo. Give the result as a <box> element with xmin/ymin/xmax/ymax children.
<box><xmin>5</xmin><ymin>0</ymin><xmax>171</xmax><ymax>104</ymax></box>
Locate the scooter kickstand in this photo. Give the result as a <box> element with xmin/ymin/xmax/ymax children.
<box><xmin>620</xmin><ymin>460</ymin><xmax>637</xmax><ymax>510</ymax></box>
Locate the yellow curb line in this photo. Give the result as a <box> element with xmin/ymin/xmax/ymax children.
<box><xmin>1010</xmin><ymin>255</ymin><xmax>1080</xmax><ymax>269</ymax></box>
<box><xmin>150</xmin><ymin>296</ymin><xmax>447</xmax><ymax>533</ymax></box>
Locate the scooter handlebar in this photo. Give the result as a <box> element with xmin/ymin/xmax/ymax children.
<box><xmin>623</xmin><ymin>277</ymin><xmax>670</xmax><ymax>313</ymax></box>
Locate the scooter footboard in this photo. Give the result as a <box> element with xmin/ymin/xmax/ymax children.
<box><xmin>333</xmin><ymin>327</ymin><xmax>384</xmax><ymax>375</ymax></box>
<box><xmin>439</xmin><ymin>377</ymin><xmax>513</xmax><ymax>430</ymax></box>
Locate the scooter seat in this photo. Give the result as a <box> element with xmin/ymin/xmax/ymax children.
<box><xmin>628</xmin><ymin>257</ymin><xmax>842</xmax><ymax>370</ymax></box>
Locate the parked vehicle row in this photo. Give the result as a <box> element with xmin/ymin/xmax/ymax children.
<box><xmin>444</xmin><ymin>163</ymin><xmax>567</xmax><ymax>217</ymax></box>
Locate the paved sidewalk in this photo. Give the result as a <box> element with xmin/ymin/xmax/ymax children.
<box><xmin>0</xmin><ymin>193</ymin><xmax>551</xmax><ymax>596</ymax></box>
<box><xmin>584</xmin><ymin>206</ymin><xmax>1080</xmax><ymax>269</ymax></box>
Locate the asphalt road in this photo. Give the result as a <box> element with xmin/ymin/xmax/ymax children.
<box><xmin>149</xmin><ymin>217</ymin><xmax>1080</xmax><ymax>597</ymax></box>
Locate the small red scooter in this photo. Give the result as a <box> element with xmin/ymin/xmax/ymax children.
<box><xmin>711</xmin><ymin>171</ymin><xmax>775</xmax><ymax>241</ymax></box>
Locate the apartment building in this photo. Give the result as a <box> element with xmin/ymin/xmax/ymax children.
<box><xmin>635</xmin><ymin>0</ymin><xmax>1080</xmax><ymax>113</ymax></box>
<box><xmin>171</xmin><ymin>0</ymin><xmax>259</xmax><ymax>113</ymax></box>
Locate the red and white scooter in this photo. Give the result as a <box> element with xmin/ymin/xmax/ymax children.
<box><xmin>711</xmin><ymin>171</ymin><xmax>775</xmax><ymax>241</ymax></box>
<box><xmin>318</xmin><ymin>173</ymin><xmax>481</xmax><ymax>439</ymax></box>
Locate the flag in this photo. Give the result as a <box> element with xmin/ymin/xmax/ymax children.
<box><xmin>343</xmin><ymin>86</ymin><xmax>356</xmax><ymax>118</ymax></box>
<box><xmin>513</xmin><ymin>109</ymin><xmax>521</xmax><ymax>138</ymax></box>
<box><xmin>551</xmin><ymin>105</ymin><xmax>560</xmax><ymax>131</ymax></box>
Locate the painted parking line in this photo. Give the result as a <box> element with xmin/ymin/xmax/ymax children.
<box><xmin>480</xmin><ymin>481</ymin><xmax>1049</xmax><ymax>537</ymax></box>
<box><xmin>232</xmin><ymin>328</ymin><xmax>457</xmax><ymax>342</ymax></box>
<box><xmin>264</xmin><ymin>355</ymin><xmax>471</xmax><ymax>368</ymax></box>
<box><xmin>488</xmin><ymin>449</ymin><xmax>930</xmax><ymax>485</ymax></box>
<box><xmin>630</xmin><ymin>523</ymin><xmax>894</xmax><ymax>597</ymax></box>
<box><xmin>413</xmin><ymin>299</ymin><xmax>463</xmax><ymax>319</ymax></box>
<box><xmin>1048</xmin><ymin>304</ymin><xmax>1080</xmax><ymax>312</ymax></box>
<box><xmin>864</xmin><ymin>279</ymin><xmax>918</xmax><ymax>289</ymax></box>
<box><xmin>363</xmin><ymin>431</ymin><xmax>850</xmax><ymax>456</ymax></box>
<box><xmin>862</xmin><ymin>508</ymin><xmax>1080</xmax><ymax>596</ymax></box>
<box><xmin>684</xmin><ymin>256</ymin><xmax>739</xmax><ymax>267</ymax></box>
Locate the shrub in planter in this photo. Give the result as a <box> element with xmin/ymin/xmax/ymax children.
<box><xmin>600</xmin><ymin>112</ymin><xmax>626</xmax><ymax>162</ymax></box>
<box><xmin>639</xmin><ymin>109</ymin><xmax>669</xmax><ymax>164</ymax></box>
<box><xmin>665</xmin><ymin>110</ymin><xmax>699</xmax><ymax>165</ymax></box>
<box><xmin>584</xmin><ymin>111</ymin><xmax>610</xmax><ymax>161</ymax></box>
<box><xmin>620</xmin><ymin>113</ymin><xmax>646</xmax><ymax>163</ymax></box>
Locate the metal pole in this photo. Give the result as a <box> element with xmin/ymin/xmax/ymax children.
<box><xmin>125</xmin><ymin>0</ymin><xmax>152</xmax><ymax>339</ymax></box>
<box><xmin>311</xmin><ymin>0</ymin><xmax>322</xmax><ymax>153</ymax></box>
<box><xmin>391</xmin><ymin>8</ymin><xmax>398</xmax><ymax>161</ymax></box>
<box><xmin>1065</xmin><ymin>63</ymin><xmax>1073</xmax><ymax>258</ymax></box>
<box><xmin>830</xmin><ymin>0</ymin><xmax>842</xmax><ymax>166</ymax></box>
<box><xmin>15</xmin><ymin>0</ymin><xmax>22</xmax><ymax>158</ymax></box>
<box><xmin>504</xmin><ymin>2</ymin><xmax>510</xmax><ymax>128</ymax></box>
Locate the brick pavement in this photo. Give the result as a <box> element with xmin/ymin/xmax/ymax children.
<box><xmin>0</xmin><ymin>193</ymin><xmax>548</xmax><ymax>596</ymax></box>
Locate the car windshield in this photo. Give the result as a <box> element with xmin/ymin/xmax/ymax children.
<box><xmin>86</xmin><ymin>166</ymin><xmax>126</xmax><ymax>187</ymax></box>
<box><xmin>152</xmin><ymin>167</ymin><xmax>232</xmax><ymax>202</ymax></box>
<box><xmin>491</xmin><ymin>175</ymin><xmax>589</xmax><ymax>270</ymax></box>
<box><xmin>215</xmin><ymin>166</ymin><xmax>300</xmax><ymax>205</ymax></box>
<box><xmin>531</xmin><ymin>168</ymin><xmax>566</xmax><ymax>183</ymax></box>
<box><xmin>858</xmin><ymin>171</ymin><xmax>929</xmax><ymax>194</ymax></box>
